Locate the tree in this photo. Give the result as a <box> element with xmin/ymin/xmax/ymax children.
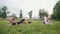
<box><xmin>39</xmin><ymin>9</ymin><xmax>44</xmax><ymax>18</ymax></box>
<box><xmin>52</xmin><ymin>1</ymin><xmax>60</xmax><ymax>20</ymax></box>
<box><xmin>2</xmin><ymin>6</ymin><xmax>7</xmax><ymax>18</ymax></box>
<box><xmin>28</xmin><ymin>10</ymin><xmax>33</xmax><ymax>18</ymax></box>
<box><xmin>39</xmin><ymin>9</ymin><xmax>48</xmax><ymax>19</ymax></box>
<box><xmin>11</xmin><ymin>13</ymin><xmax>17</xmax><ymax>18</ymax></box>
<box><xmin>0</xmin><ymin>9</ymin><xmax>2</xmax><ymax>18</ymax></box>
<box><xmin>20</xmin><ymin>10</ymin><xmax>22</xmax><ymax>18</ymax></box>
<box><xmin>0</xmin><ymin>6</ymin><xmax>9</xmax><ymax>18</ymax></box>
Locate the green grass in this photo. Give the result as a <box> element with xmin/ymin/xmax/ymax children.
<box><xmin>0</xmin><ymin>19</ymin><xmax>60</xmax><ymax>34</ymax></box>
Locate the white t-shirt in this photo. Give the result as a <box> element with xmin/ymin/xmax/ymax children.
<box><xmin>44</xmin><ymin>16</ymin><xmax>48</xmax><ymax>24</ymax></box>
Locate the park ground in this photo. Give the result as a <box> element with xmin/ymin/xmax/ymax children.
<box><xmin>0</xmin><ymin>19</ymin><xmax>60</xmax><ymax>34</ymax></box>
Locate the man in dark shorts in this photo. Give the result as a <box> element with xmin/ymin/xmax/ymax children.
<box><xmin>17</xmin><ymin>19</ymin><xmax>25</xmax><ymax>25</ymax></box>
<box><xmin>9</xmin><ymin>17</ymin><xmax>31</xmax><ymax>25</ymax></box>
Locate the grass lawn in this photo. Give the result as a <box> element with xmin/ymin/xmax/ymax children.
<box><xmin>0</xmin><ymin>19</ymin><xmax>60</xmax><ymax>34</ymax></box>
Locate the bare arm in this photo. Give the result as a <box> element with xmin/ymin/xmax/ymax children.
<box><xmin>16</xmin><ymin>23</ymin><xmax>18</xmax><ymax>26</ymax></box>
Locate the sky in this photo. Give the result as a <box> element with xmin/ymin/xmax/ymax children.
<box><xmin>0</xmin><ymin>0</ymin><xmax>59</xmax><ymax>18</ymax></box>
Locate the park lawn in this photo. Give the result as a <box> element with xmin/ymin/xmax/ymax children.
<box><xmin>0</xmin><ymin>19</ymin><xmax>60</xmax><ymax>34</ymax></box>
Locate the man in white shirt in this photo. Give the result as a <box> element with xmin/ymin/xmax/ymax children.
<box><xmin>43</xmin><ymin>16</ymin><xmax>49</xmax><ymax>24</ymax></box>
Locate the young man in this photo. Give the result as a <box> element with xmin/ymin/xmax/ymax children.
<box><xmin>9</xmin><ymin>17</ymin><xmax>18</xmax><ymax>26</ymax></box>
<box><xmin>9</xmin><ymin>17</ymin><xmax>29</xmax><ymax>25</ymax></box>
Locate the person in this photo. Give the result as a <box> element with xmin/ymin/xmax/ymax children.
<box><xmin>17</xmin><ymin>19</ymin><xmax>28</xmax><ymax>25</ymax></box>
<box><xmin>43</xmin><ymin>16</ymin><xmax>49</xmax><ymax>24</ymax></box>
<box><xmin>9</xmin><ymin>17</ymin><xmax>30</xmax><ymax>26</ymax></box>
<box><xmin>9</xmin><ymin>17</ymin><xmax>18</xmax><ymax>26</ymax></box>
<box><xmin>43</xmin><ymin>15</ymin><xmax>52</xmax><ymax>24</ymax></box>
<box><xmin>48</xmin><ymin>16</ymin><xmax>51</xmax><ymax>24</ymax></box>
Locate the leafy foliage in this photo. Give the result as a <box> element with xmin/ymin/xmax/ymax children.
<box><xmin>52</xmin><ymin>1</ymin><xmax>60</xmax><ymax>20</ymax></box>
<box><xmin>20</xmin><ymin>10</ymin><xmax>22</xmax><ymax>18</ymax></box>
<box><xmin>0</xmin><ymin>6</ymin><xmax>9</xmax><ymax>18</ymax></box>
<box><xmin>39</xmin><ymin>9</ymin><xmax>48</xmax><ymax>19</ymax></box>
<box><xmin>11</xmin><ymin>13</ymin><xmax>17</xmax><ymax>18</ymax></box>
<box><xmin>28</xmin><ymin>10</ymin><xmax>33</xmax><ymax>18</ymax></box>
